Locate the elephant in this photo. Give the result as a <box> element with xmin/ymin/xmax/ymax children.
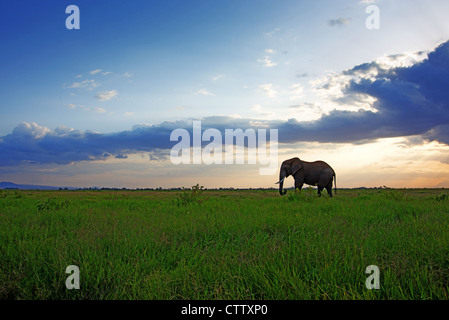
<box><xmin>276</xmin><ymin>157</ymin><xmax>337</xmax><ymax>197</ymax></box>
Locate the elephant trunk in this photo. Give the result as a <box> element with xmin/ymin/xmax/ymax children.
<box><xmin>277</xmin><ymin>171</ymin><xmax>287</xmax><ymax>196</ymax></box>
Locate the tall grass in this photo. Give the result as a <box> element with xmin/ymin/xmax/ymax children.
<box><xmin>0</xmin><ymin>188</ymin><xmax>448</xmax><ymax>299</ymax></box>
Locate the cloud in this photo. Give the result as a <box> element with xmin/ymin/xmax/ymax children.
<box><xmin>95</xmin><ymin>90</ymin><xmax>118</xmax><ymax>101</ymax></box>
<box><xmin>289</xmin><ymin>103</ymin><xmax>323</xmax><ymax>122</ymax></box>
<box><xmin>251</xmin><ymin>105</ymin><xmax>275</xmax><ymax>119</ymax></box>
<box><xmin>288</xmin><ymin>83</ymin><xmax>304</xmax><ymax>100</ymax></box>
<box><xmin>89</xmin><ymin>69</ymin><xmax>112</xmax><ymax>76</ymax></box>
<box><xmin>257</xmin><ymin>56</ymin><xmax>277</xmax><ymax>67</ymax></box>
<box><xmin>258</xmin><ymin>84</ymin><xmax>277</xmax><ymax>98</ymax></box>
<box><xmin>328</xmin><ymin>18</ymin><xmax>350</xmax><ymax>27</ymax></box>
<box><xmin>0</xmin><ymin>117</ymin><xmax>283</xmax><ymax>167</ymax></box>
<box><xmin>12</xmin><ymin>122</ymin><xmax>51</xmax><ymax>139</ymax></box>
<box><xmin>195</xmin><ymin>89</ymin><xmax>214</xmax><ymax>96</ymax></box>
<box><xmin>212</xmin><ymin>74</ymin><xmax>224</xmax><ymax>81</ymax></box>
<box><xmin>251</xmin><ymin>105</ymin><xmax>262</xmax><ymax>112</ymax></box>
<box><xmin>90</xmin><ymin>69</ymin><xmax>103</xmax><ymax>75</ymax></box>
<box><xmin>95</xmin><ymin>107</ymin><xmax>107</xmax><ymax>114</ymax></box>
<box><xmin>67</xmin><ymin>104</ymin><xmax>107</xmax><ymax>114</ymax></box>
<box><xmin>279</xmin><ymin>41</ymin><xmax>449</xmax><ymax>144</ymax></box>
<box><xmin>66</xmin><ymin>79</ymin><xmax>98</xmax><ymax>90</ymax></box>
<box><xmin>264</xmin><ymin>28</ymin><xmax>280</xmax><ymax>37</ymax></box>
<box><xmin>0</xmin><ymin>122</ymin><xmax>175</xmax><ymax>166</ymax></box>
<box><xmin>3</xmin><ymin>41</ymin><xmax>449</xmax><ymax>167</ymax></box>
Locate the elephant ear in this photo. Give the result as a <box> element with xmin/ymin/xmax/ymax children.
<box><xmin>291</xmin><ymin>159</ymin><xmax>302</xmax><ymax>176</ymax></box>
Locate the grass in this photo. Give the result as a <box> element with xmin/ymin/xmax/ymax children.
<box><xmin>0</xmin><ymin>188</ymin><xmax>448</xmax><ymax>300</ymax></box>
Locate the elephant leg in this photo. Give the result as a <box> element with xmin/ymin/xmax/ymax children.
<box><xmin>317</xmin><ymin>185</ymin><xmax>324</xmax><ymax>197</ymax></box>
<box><xmin>326</xmin><ymin>181</ymin><xmax>333</xmax><ymax>197</ymax></box>
<box><xmin>294</xmin><ymin>177</ymin><xmax>304</xmax><ymax>192</ymax></box>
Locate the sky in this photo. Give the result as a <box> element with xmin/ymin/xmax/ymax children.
<box><xmin>1</xmin><ymin>0</ymin><xmax>449</xmax><ymax>189</ymax></box>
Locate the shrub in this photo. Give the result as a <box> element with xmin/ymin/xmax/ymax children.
<box><xmin>287</xmin><ymin>186</ymin><xmax>315</xmax><ymax>203</ymax></box>
<box><xmin>36</xmin><ymin>197</ymin><xmax>70</xmax><ymax>211</ymax></box>
<box><xmin>380</xmin><ymin>186</ymin><xmax>405</xmax><ymax>201</ymax></box>
<box><xmin>435</xmin><ymin>193</ymin><xmax>448</xmax><ymax>202</ymax></box>
<box><xmin>175</xmin><ymin>184</ymin><xmax>204</xmax><ymax>207</ymax></box>
<box><xmin>0</xmin><ymin>190</ymin><xmax>23</xmax><ymax>199</ymax></box>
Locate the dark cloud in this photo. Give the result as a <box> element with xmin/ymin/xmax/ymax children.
<box><xmin>0</xmin><ymin>122</ymin><xmax>174</xmax><ymax>166</ymax></box>
<box><xmin>0</xmin><ymin>118</ymin><xmax>276</xmax><ymax>166</ymax></box>
<box><xmin>328</xmin><ymin>18</ymin><xmax>350</xmax><ymax>27</ymax></box>
<box><xmin>423</xmin><ymin>124</ymin><xmax>449</xmax><ymax>145</ymax></box>
<box><xmin>278</xmin><ymin>41</ymin><xmax>449</xmax><ymax>144</ymax></box>
<box><xmin>2</xmin><ymin>41</ymin><xmax>449</xmax><ymax>167</ymax></box>
<box><xmin>296</xmin><ymin>72</ymin><xmax>309</xmax><ymax>78</ymax></box>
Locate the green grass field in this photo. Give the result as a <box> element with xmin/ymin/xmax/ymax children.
<box><xmin>1</xmin><ymin>187</ymin><xmax>448</xmax><ymax>300</ymax></box>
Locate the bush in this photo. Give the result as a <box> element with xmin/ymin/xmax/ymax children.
<box><xmin>175</xmin><ymin>184</ymin><xmax>204</xmax><ymax>207</ymax></box>
<box><xmin>0</xmin><ymin>190</ymin><xmax>23</xmax><ymax>199</ymax></box>
<box><xmin>435</xmin><ymin>193</ymin><xmax>448</xmax><ymax>202</ymax></box>
<box><xmin>380</xmin><ymin>186</ymin><xmax>405</xmax><ymax>201</ymax></box>
<box><xmin>287</xmin><ymin>186</ymin><xmax>316</xmax><ymax>203</ymax></box>
<box><xmin>36</xmin><ymin>197</ymin><xmax>70</xmax><ymax>211</ymax></box>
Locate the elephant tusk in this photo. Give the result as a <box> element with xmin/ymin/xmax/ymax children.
<box><xmin>275</xmin><ymin>177</ymin><xmax>286</xmax><ymax>185</ymax></box>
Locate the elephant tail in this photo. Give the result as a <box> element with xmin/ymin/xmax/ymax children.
<box><xmin>333</xmin><ymin>172</ymin><xmax>337</xmax><ymax>195</ymax></box>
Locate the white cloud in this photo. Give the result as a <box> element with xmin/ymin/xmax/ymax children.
<box><xmin>95</xmin><ymin>90</ymin><xmax>119</xmax><ymax>101</ymax></box>
<box><xmin>258</xmin><ymin>84</ymin><xmax>277</xmax><ymax>98</ymax></box>
<box><xmin>66</xmin><ymin>79</ymin><xmax>98</xmax><ymax>90</ymax></box>
<box><xmin>195</xmin><ymin>89</ymin><xmax>215</xmax><ymax>96</ymax></box>
<box><xmin>212</xmin><ymin>74</ymin><xmax>224</xmax><ymax>81</ymax></box>
<box><xmin>67</xmin><ymin>104</ymin><xmax>92</xmax><ymax>112</ymax></box>
<box><xmin>251</xmin><ymin>104</ymin><xmax>275</xmax><ymax>119</ymax></box>
<box><xmin>307</xmin><ymin>49</ymin><xmax>428</xmax><ymax>115</ymax></box>
<box><xmin>95</xmin><ymin>107</ymin><xmax>107</xmax><ymax>114</ymax></box>
<box><xmin>251</xmin><ymin>105</ymin><xmax>262</xmax><ymax>112</ymax></box>
<box><xmin>289</xmin><ymin>83</ymin><xmax>304</xmax><ymax>100</ymax></box>
<box><xmin>374</xmin><ymin>51</ymin><xmax>428</xmax><ymax>70</ymax></box>
<box><xmin>265</xmin><ymin>49</ymin><xmax>276</xmax><ymax>54</ymax></box>
<box><xmin>257</xmin><ymin>56</ymin><xmax>277</xmax><ymax>67</ymax></box>
<box><xmin>90</xmin><ymin>69</ymin><xmax>103</xmax><ymax>75</ymax></box>
<box><xmin>90</xmin><ymin>69</ymin><xmax>113</xmax><ymax>76</ymax></box>
<box><xmin>12</xmin><ymin>122</ymin><xmax>50</xmax><ymax>139</ymax></box>
<box><xmin>289</xmin><ymin>103</ymin><xmax>323</xmax><ymax>122</ymax></box>
<box><xmin>264</xmin><ymin>28</ymin><xmax>280</xmax><ymax>37</ymax></box>
<box><xmin>124</xmin><ymin>112</ymin><xmax>135</xmax><ymax>117</ymax></box>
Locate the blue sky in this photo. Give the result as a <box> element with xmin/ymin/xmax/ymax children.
<box><xmin>2</xmin><ymin>0</ymin><xmax>449</xmax><ymax>188</ymax></box>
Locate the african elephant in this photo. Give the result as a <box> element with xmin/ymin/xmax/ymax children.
<box><xmin>276</xmin><ymin>157</ymin><xmax>337</xmax><ymax>197</ymax></box>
